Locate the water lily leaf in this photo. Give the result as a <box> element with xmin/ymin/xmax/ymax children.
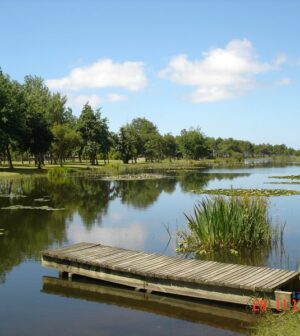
<box><xmin>0</xmin><ymin>205</ymin><xmax>65</xmax><ymax>211</ymax></box>
<box><xmin>0</xmin><ymin>194</ymin><xmax>27</xmax><ymax>198</ymax></box>
<box><xmin>190</xmin><ymin>188</ymin><xmax>300</xmax><ymax>197</ymax></box>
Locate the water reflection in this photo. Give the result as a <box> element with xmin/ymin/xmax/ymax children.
<box><xmin>113</xmin><ymin>178</ymin><xmax>176</xmax><ymax>208</ymax></box>
<box><xmin>42</xmin><ymin>275</ymin><xmax>256</xmax><ymax>334</ymax></box>
<box><xmin>176</xmin><ymin>171</ymin><xmax>250</xmax><ymax>193</ymax></box>
<box><xmin>0</xmin><ymin>171</ymin><xmax>267</xmax><ymax>284</ymax></box>
<box><xmin>1</xmin><ymin>168</ymin><xmax>299</xmax><ymax>336</ymax></box>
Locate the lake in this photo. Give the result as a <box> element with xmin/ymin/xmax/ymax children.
<box><xmin>0</xmin><ymin>165</ymin><xmax>300</xmax><ymax>336</ymax></box>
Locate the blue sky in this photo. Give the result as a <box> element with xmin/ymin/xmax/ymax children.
<box><xmin>1</xmin><ymin>0</ymin><xmax>300</xmax><ymax>148</ymax></box>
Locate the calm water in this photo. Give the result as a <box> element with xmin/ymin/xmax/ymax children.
<box><xmin>0</xmin><ymin>166</ymin><xmax>300</xmax><ymax>336</ymax></box>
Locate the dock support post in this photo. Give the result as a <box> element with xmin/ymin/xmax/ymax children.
<box><xmin>68</xmin><ymin>272</ymin><xmax>73</xmax><ymax>281</ymax></box>
<box><xmin>274</xmin><ymin>290</ymin><xmax>292</xmax><ymax>310</ymax></box>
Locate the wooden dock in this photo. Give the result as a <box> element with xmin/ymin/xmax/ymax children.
<box><xmin>42</xmin><ymin>242</ymin><xmax>300</xmax><ymax>308</ymax></box>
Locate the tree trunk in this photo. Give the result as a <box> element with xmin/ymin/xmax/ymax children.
<box><xmin>37</xmin><ymin>153</ymin><xmax>42</xmax><ymax>169</ymax></box>
<box><xmin>6</xmin><ymin>144</ymin><xmax>13</xmax><ymax>169</ymax></box>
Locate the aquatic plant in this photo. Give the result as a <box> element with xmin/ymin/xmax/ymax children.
<box><xmin>100</xmin><ymin>173</ymin><xmax>169</xmax><ymax>181</ymax></box>
<box><xmin>177</xmin><ymin>196</ymin><xmax>278</xmax><ymax>254</ymax></box>
<box><xmin>190</xmin><ymin>188</ymin><xmax>300</xmax><ymax>197</ymax></box>
<box><xmin>47</xmin><ymin>166</ymin><xmax>76</xmax><ymax>178</ymax></box>
<box><xmin>269</xmin><ymin>175</ymin><xmax>300</xmax><ymax>180</ymax></box>
<box><xmin>0</xmin><ymin>205</ymin><xmax>64</xmax><ymax>211</ymax></box>
<box><xmin>266</xmin><ymin>181</ymin><xmax>300</xmax><ymax>185</ymax></box>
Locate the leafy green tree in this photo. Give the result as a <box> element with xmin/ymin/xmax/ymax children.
<box><xmin>129</xmin><ymin>118</ymin><xmax>160</xmax><ymax>158</ymax></box>
<box><xmin>178</xmin><ymin>128</ymin><xmax>211</xmax><ymax>160</ymax></box>
<box><xmin>77</xmin><ymin>103</ymin><xmax>110</xmax><ymax>165</ymax></box>
<box><xmin>0</xmin><ymin>69</ymin><xmax>27</xmax><ymax>168</ymax></box>
<box><xmin>51</xmin><ymin>124</ymin><xmax>81</xmax><ymax>166</ymax></box>
<box><xmin>144</xmin><ymin>134</ymin><xmax>164</xmax><ymax>161</ymax></box>
<box><xmin>22</xmin><ymin>76</ymin><xmax>53</xmax><ymax>169</ymax></box>
<box><xmin>162</xmin><ymin>133</ymin><xmax>178</xmax><ymax>161</ymax></box>
<box><xmin>117</xmin><ymin>125</ymin><xmax>138</xmax><ymax>163</ymax></box>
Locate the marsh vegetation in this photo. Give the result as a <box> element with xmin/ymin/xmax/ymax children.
<box><xmin>177</xmin><ymin>196</ymin><xmax>278</xmax><ymax>255</ymax></box>
<box><xmin>190</xmin><ymin>188</ymin><xmax>300</xmax><ymax>197</ymax></box>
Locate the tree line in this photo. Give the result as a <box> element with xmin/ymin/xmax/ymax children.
<box><xmin>0</xmin><ymin>69</ymin><xmax>299</xmax><ymax>169</ymax></box>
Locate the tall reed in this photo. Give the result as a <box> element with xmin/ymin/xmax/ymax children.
<box><xmin>177</xmin><ymin>196</ymin><xmax>275</xmax><ymax>254</ymax></box>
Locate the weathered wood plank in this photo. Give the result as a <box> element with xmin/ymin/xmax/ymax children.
<box><xmin>41</xmin><ymin>242</ymin><xmax>300</xmax><ymax>305</ymax></box>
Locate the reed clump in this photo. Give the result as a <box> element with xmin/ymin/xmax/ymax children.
<box><xmin>177</xmin><ymin>196</ymin><xmax>276</xmax><ymax>254</ymax></box>
<box><xmin>47</xmin><ymin>166</ymin><xmax>76</xmax><ymax>177</ymax></box>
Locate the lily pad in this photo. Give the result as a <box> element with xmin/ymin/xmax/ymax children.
<box><xmin>269</xmin><ymin>175</ymin><xmax>300</xmax><ymax>180</ymax></box>
<box><xmin>0</xmin><ymin>194</ymin><xmax>27</xmax><ymax>199</ymax></box>
<box><xmin>0</xmin><ymin>229</ymin><xmax>7</xmax><ymax>236</ymax></box>
<box><xmin>100</xmin><ymin>174</ymin><xmax>170</xmax><ymax>181</ymax></box>
<box><xmin>0</xmin><ymin>205</ymin><xmax>65</xmax><ymax>211</ymax></box>
<box><xmin>34</xmin><ymin>198</ymin><xmax>50</xmax><ymax>202</ymax></box>
<box><xmin>266</xmin><ymin>181</ymin><xmax>300</xmax><ymax>185</ymax></box>
<box><xmin>190</xmin><ymin>188</ymin><xmax>300</xmax><ymax>197</ymax></box>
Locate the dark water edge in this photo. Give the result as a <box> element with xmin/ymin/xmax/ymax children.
<box><xmin>1</xmin><ymin>166</ymin><xmax>300</xmax><ymax>335</ymax></box>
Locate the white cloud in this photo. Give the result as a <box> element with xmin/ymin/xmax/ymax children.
<box><xmin>46</xmin><ymin>58</ymin><xmax>147</xmax><ymax>91</ymax></box>
<box><xmin>106</xmin><ymin>93</ymin><xmax>127</xmax><ymax>102</ymax></box>
<box><xmin>274</xmin><ymin>77</ymin><xmax>291</xmax><ymax>87</ymax></box>
<box><xmin>68</xmin><ymin>222</ymin><xmax>146</xmax><ymax>250</ymax></box>
<box><xmin>67</xmin><ymin>94</ymin><xmax>102</xmax><ymax>109</ymax></box>
<box><xmin>159</xmin><ymin>39</ymin><xmax>286</xmax><ymax>103</ymax></box>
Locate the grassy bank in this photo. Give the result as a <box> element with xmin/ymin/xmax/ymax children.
<box><xmin>252</xmin><ymin>311</ymin><xmax>300</xmax><ymax>336</ymax></box>
<box><xmin>1</xmin><ymin>156</ymin><xmax>299</xmax><ymax>180</ymax></box>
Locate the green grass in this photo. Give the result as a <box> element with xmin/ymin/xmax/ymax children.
<box><xmin>252</xmin><ymin>311</ymin><xmax>300</xmax><ymax>336</ymax></box>
<box><xmin>177</xmin><ymin>196</ymin><xmax>276</xmax><ymax>254</ymax></box>
<box><xmin>190</xmin><ymin>188</ymin><xmax>300</xmax><ymax>197</ymax></box>
<box><xmin>47</xmin><ymin>166</ymin><xmax>77</xmax><ymax>177</ymax></box>
<box><xmin>0</xmin><ymin>160</ymin><xmax>207</xmax><ymax>179</ymax></box>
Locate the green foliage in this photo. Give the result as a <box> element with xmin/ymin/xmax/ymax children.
<box><xmin>22</xmin><ymin>76</ymin><xmax>55</xmax><ymax>168</ymax></box>
<box><xmin>1</xmin><ymin>67</ymin><xmax>299</xmax><ymax>171</ymax></box>
<box><xmin>77</xmin><ymin>103</ymin><xmax>110</xmax><ymax>165</ymax></box>
<box><xmin>0</xmin><ymin>69</ymin><xmax>27</xmax><ymax>168</ymax></box>
<box><xmin>252</xmin><ymin>311</ymin><xmax>300</xmax><ymax>336</ymax></box>
<box><xmin>177</xmin><ymin>128</ymin><xmax>211</xmax><ymax>160</ymax></box>
<box><xmin>51</xmin><ymin>124</ymin><xmax>81</xmax><ymax>166</ymax></box>
<box><xmin>177</xmin><ymin>196</ymin><xmax>275</xmax><ymax>254</ymax></box>
<box><xmin>47</xmin><ymin>166</ymin><xmax>76</xmax><ymax>178</ymax></box>
<box><xmin>117</xmin><ymin>125</ymin><xmax>138</xmax><ymax>163</ymax></box>
<box><xmin>190</xmin><ymin>188</ymin><xmax>300</xmax><ymax>197</ymax></box>
<box><xmin>162</xmin><ymin>133</ymin><xmax>178</xmax><ymax>161</ymax></box>
<box><xmin>269</xmin><ymin>175</ymin><xmax>300</xmax><ymax>180</ymax></box>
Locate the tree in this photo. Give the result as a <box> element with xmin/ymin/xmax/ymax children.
<box><xmin>178</xmin><ymin>128</ymin><xmax>211</xmax><ymax>160</ymax></box>
<box><xmin>22</xmin><ymin>76</ymin><xmax>53</xmax><ymax>169</ymax></box>
<box><xmin>77</xmin><ymin>103</ymin><xmax>110</xmax><ymax>165</ymax></box>
<box><xmin>0</xmin><ymin>69</ymin><xmax>27</xmax><ymax>168</ymax></box>
<box><xmin>162</xmin><ymin>133</ymin><xmax>178</xmax><ymax>161</ymax></box>
<box><xmin>144</xmin><ymin>134</ymin><xmax>164</xmax><ymax>162</ymax></box>
<box><xmin>129</xmin><ymin>118</ymin><xmax>160</xmax><ymax>159</ymax></box>
<box><xmin>51</xmin><ymin>124</ymin><xmax>81</xmax><ymax>166</ymax></box>
<box><xmin>117</xmin><ymin>125</ymin><xmax>138</xmax><ymax>164</ymax></box>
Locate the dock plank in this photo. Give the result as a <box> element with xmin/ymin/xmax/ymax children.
<box><xmin>42</xmin><ymin>243</ymin><xmax>300</xmax><ymax>306</ymax></box>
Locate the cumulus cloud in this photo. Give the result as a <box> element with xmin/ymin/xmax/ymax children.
<box><xmin>46</xmin><ymin>58</ymin><xmax>147</xmax><ymax>91</ymax></box>
<box><xmin>67</xmin><ymin>92</ymin><xmax>128</xmax><ymax>110</ymax></box>
<box><xmin>68</xmin><ymin>222</ymin><xmax>146</xmax><ymax>250</ymax></box>
<box><xmin>67</xmin><ymin>94</ymin><xmax>103</xmax><ymax>110</ymax></box>
<box><xmin>106</xmin><ymin>93</ymin><xmax>127</xmax><ymax>102</ymax></box>
<box><xmin>159</xmin><ymin>39</ymin><xmax>286</xmax><ymax>103</ymax></box>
